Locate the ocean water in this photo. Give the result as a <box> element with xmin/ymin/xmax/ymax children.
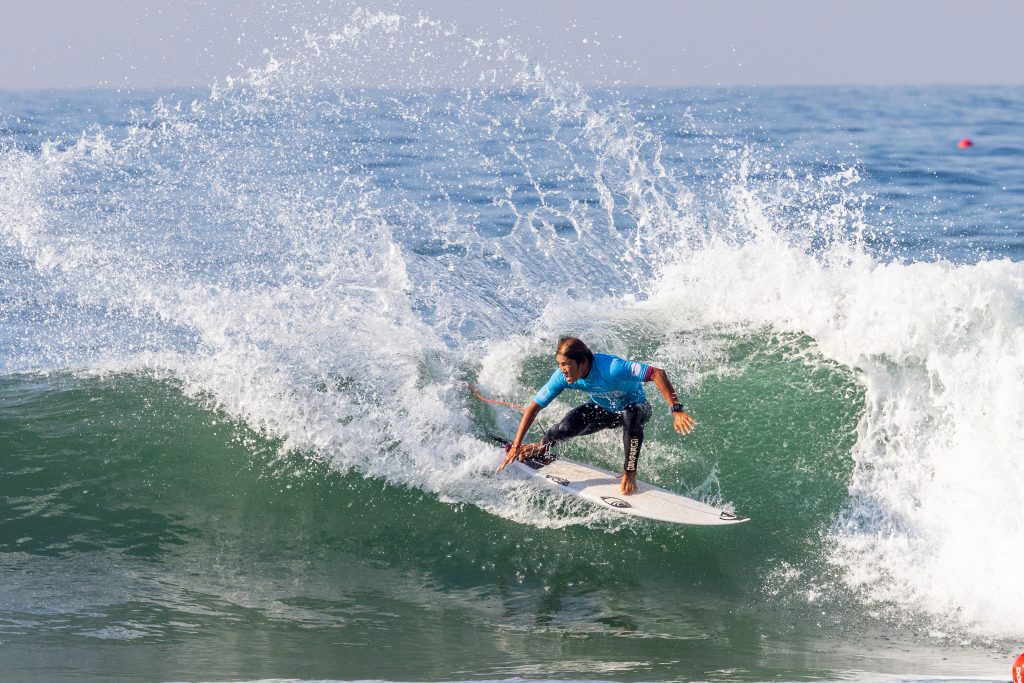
<box><xmin>2</xmin><ymin>8</ymin><xmax>1023</xmax><ymax>683</ymax></box>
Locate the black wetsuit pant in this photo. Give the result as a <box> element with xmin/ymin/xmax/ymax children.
<box><xmin>541</xmin><ymin>402</ymin><xmax>653</xmax><ymax>473</ymax></box>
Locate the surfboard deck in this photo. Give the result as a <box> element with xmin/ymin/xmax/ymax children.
<box><xmin>508</xmin><ymin>448</ymin><xmax>749</xmax><ymax>526</ymax></box>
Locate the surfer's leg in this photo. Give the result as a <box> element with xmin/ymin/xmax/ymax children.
<box><xmin>620</xmin><ymin>402</ymin><xmax>653</xmax><ymax>473</ymax></box>
<box><xmin>541</xmin><ymin>403</ymin><xmax>621</xmax><ymax>452</ymax></box>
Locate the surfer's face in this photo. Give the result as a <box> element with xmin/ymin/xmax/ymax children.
<box><xmin>556</xmin><ymin>354</ymin><xmax>588</xmax><ymax>384</ymax></box>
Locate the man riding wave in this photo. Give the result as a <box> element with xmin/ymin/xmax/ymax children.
<box><xmin>497</xmin><ymin>337</ymin><xmax>696</xmax><ymax>495</ymax></box>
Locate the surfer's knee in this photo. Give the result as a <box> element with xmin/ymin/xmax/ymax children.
<box><xmin>623</xmin><ymin>401</ymin><xmax>652</xmax><ymax>428</ymax></box>
<box><xmin>541</xmin><ymin>422</ymin><xmax>570</xmax><ymax>447</ymax></box>
<box><xmin>543</xmin><ymin>403</ymin><xmax>594</xmax><ymax>444</ymax></box>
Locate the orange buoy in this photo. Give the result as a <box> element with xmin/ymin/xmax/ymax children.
<box><xmin>957</xmin><ymin>138</ymin><xmax>973</xmax><ymax>148</ymax></box>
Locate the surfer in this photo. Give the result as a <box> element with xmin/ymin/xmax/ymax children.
<box><xmin>497</xmin><ymin>337</ymin><xmax>696</xmax><ymax>495</ymax></box>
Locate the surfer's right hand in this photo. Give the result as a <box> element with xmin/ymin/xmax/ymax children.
<box><xmin>497</xmin><ymin>443</ymin><xmax>522</xmax><ymax>472</ymax></box>
<box><xmin>498</xmin><ymin>442</ymin><xmax>541</xmax><ymax>472</ymax></box>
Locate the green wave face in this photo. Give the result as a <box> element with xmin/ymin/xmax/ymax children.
<box><xmin>5</xmin><ymin>333</ymin><xmax>1003</xmax><ymax>682</ymax></box>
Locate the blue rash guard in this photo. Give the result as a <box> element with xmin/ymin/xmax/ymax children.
<box><xmin>533</xmin><ymin>353</ymin><xmax>654</xmax><ymax>413</ymax></box>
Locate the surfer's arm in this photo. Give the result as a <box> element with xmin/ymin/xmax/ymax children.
<box><xmin>497</xmin><ymin>401</ymin><xmax>543</xmax><ymax>472</ymax></box>
<box><xmin>647</xmin><ymin>367</ymin><xmax>696</xmax><ymax>435</ymax></box>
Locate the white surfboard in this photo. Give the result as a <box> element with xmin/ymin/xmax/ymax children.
<box><xmin>511</xmin><ymin>452</ymin><xmax>748</xmax><ymax>526</ymax></box>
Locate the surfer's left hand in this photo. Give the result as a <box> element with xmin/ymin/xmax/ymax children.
<box><xmin>673</xmin><ymin>410</ymin><xmax>696</xmax><ymax>435</ymax></box>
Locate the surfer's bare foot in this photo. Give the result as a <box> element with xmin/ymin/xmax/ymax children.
<box><xmin>620</xmin><ymin>471</ymin><xmax>637</xmax><ymax>495</ymax></box>
<box><xmin>516</xmin><ymin>442</ymin><xmax>536</xmax><ymax>458</ymax></box>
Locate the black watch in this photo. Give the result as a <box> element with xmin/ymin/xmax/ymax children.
<box><xmin>671</xmin><ymin>403</ymin><xmax>685</xmax><ymax>413</ymax></box>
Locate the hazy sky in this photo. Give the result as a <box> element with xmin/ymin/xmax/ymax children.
<box><xmin>3</xmin><ymin>0</ymin><xmax>1023</xmax><ymax>90</ymax></box>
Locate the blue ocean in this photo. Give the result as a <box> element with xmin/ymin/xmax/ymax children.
<box><xmin>1</xmin><ymin>8</ymin><xmax>1022</xmax><ymax>682</ymax></box>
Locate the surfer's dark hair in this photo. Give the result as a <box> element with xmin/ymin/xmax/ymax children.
<box><xmin>556</xmin><ymin>337</ymin><xmax>594</xmax><ymax>365</ymax></box>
